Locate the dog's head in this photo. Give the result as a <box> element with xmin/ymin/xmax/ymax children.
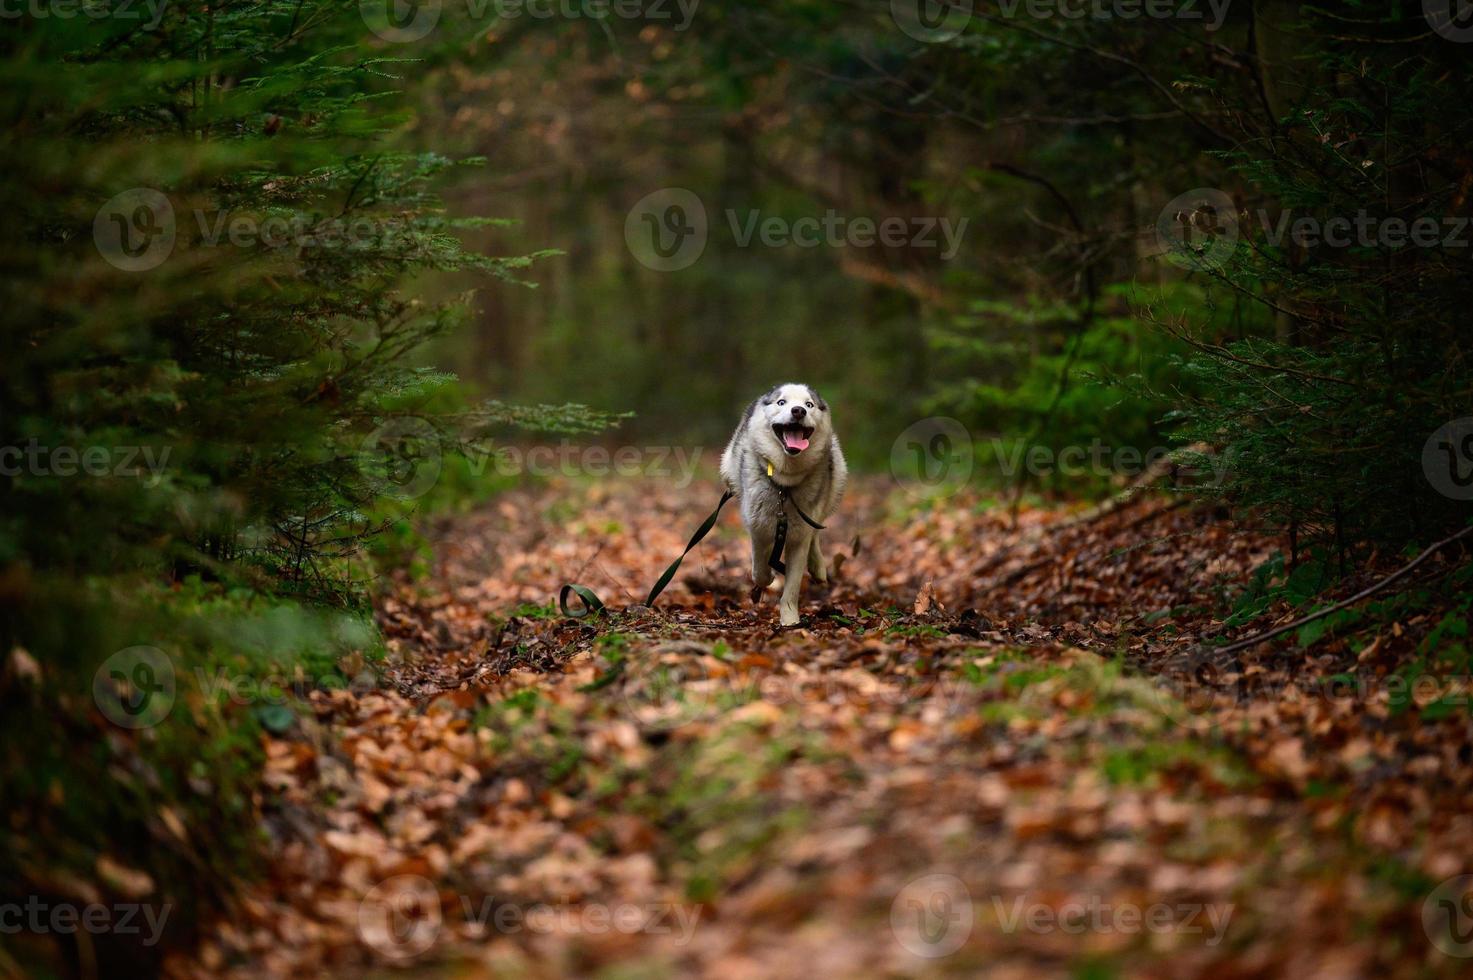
<box><xmin>751</xmin><ymin>382</ymin><xmax>832</xmax><ymax>459</ymax></box>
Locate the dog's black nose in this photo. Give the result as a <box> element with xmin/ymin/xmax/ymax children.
<box><xmin>790</xmin><ymin>405</ymin><xmax>806</xmax><ymax>420</ymax></box>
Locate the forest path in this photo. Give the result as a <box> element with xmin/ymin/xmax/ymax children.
<box><xmin>179</xmin><ymin>478</ymin><xmax>1470</xmax><ymax>978</ymax></box>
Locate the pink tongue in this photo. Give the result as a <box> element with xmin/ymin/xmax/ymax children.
<box><xmin>783</xmin><ymin>430</ymin><xmax>810</xmax><ymax>452</ymax></box>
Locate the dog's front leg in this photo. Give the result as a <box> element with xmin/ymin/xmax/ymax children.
<box><xmin>777</xmin><ymin>523</ymin><xmax>814</xmax><ymax>626</ymax></box>
<box><xmin>748</xmin><ymin>525</ymin><xmax>775</xmax><ymax>603</ymax></box>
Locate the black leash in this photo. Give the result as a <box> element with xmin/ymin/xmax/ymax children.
<box><xmin>556</xmin><ymin>464</ymin><xmax>826</xmax><ymax>618</ymax></box>
<box><xmin>558</xmin><ymin>490</ymin><xmax>734</xmax><ymax>618</ymax></box>
<box><xmin>767</xmin><ymin>484</ymin><xmax>826</xmax><ymax>575</ymax></box>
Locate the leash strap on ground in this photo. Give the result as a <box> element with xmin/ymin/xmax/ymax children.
<box><xmin>557</xmin><ymin>583</ymin><xmax>605</xmax><ymax>618</ymax></box>
<box><xmin>557</xmin><ymin>490</ymin><xmax>735</xmax><ymax>618</ymax></box>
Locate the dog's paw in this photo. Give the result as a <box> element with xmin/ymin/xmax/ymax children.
<box><xmin>748</xmin><ymin>585</ymin><xmax>765</xmax><ymax>605</ymax></box>
<box><xmin>778</xmin><ymin>605</ymin><xmax>801</xmax><ymax>627</ymax></box>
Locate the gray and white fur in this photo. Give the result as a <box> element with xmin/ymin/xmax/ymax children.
<box><xmin>719</xmin><ymin>383</ymin><xmax>847</xmax><ymax>626</ymax></box>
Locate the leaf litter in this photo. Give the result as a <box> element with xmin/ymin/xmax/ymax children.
<box><xmin>174</xmin><ymin>478</ymin><xmax>1473</xmax><ymax>978</ymax></box>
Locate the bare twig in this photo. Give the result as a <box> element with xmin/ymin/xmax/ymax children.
<box><xmin>1212</xmin><ymin>524</ymin><xmax>1473</xmax><ymax>655</ymax></box>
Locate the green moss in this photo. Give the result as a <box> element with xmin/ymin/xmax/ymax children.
<box><xmin>623</xmin><ymin>721</ymin><xmax>812</xmax><ymax>899</ymax></box>
<box><xmin>1098</xmin><ymin>740</ymin><xmax>1254</xmax><ymax>788</ymax></box>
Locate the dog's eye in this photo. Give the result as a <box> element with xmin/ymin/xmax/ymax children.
<box><xmin>777</xmin><ymin>399</ymin><xmax>786</xmax><ymax>406</ymax></box>
<box><xmin>805</xmin><ymin>402</ymin><xmax>814</xmax><ymax>409</ymax></box>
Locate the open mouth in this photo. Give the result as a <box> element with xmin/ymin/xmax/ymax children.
<box><xmin>772</xmin><ymin>422</ymin><xmax>814</xmax><ymax>456</ymax></box>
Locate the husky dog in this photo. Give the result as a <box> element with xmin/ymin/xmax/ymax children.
<box><xmin>719</xmin><ymin>383</ymin><xmax>847</xmax><ymax>626</ymax></box>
